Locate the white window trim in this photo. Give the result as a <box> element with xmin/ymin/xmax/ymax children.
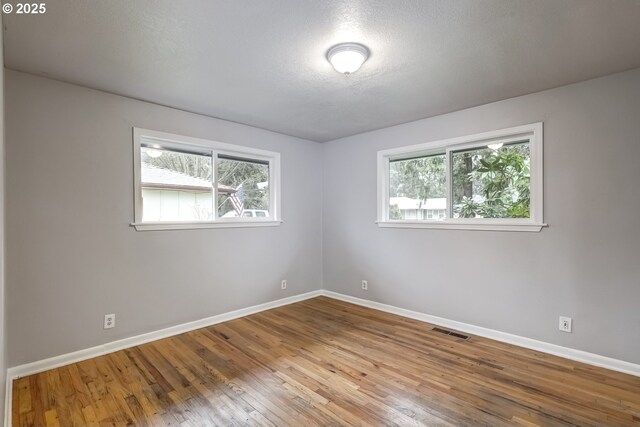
<box><xmin>377</xmin><ymin>122</ymin><xmax>546</xmax><ymax>232</ymax></box>
<box><xmin>132</xmin><ymin>128</ymin><xmax>282</xmax><ymax>231</ymax></box>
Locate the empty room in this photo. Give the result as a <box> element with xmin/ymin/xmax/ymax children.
<box><xmin>1</xmin><ymin>1</ymin><xmax>640</xmax><ymax>426</ymax></box>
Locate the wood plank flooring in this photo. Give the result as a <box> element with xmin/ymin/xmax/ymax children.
<box><xmin>11</xmin><ymin>296</ymin><xmax>640</xmax><ymax>426</ymax></box>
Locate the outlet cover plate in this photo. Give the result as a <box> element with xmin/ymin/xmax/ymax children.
<box><xmin>559</xmin><ymin>316</ymin><xmax>572</xmax><ymax>333</ymax></box>
<box><xmin>104</xmin><ymin>313</ymin><xmax>116</xmax><ymax>329</ymax></box>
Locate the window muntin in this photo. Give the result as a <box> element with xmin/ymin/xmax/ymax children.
<box><xmin>377</xmin><ymin>123</ymin><xmax>544</xmax><ymax>231</ymax></box>
<box><xmin>133</xmin><ymin>128</ymin><xmax>281</xmax><ymax>230</ymax></box>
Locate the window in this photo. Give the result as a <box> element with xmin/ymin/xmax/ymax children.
<box><xmin>217</xmin><ymin>155</ymin><xmax>270</xmax><ymax>219</ymax></box>
<box><xmin>377</xmin><ymin>123</ymin><xmax>544</xmax><ymax>231</ymax></box>
<box><xmin>133</xmin><ymin>128</ymin><xmax>281</xmax><ymax>230</ymax></box>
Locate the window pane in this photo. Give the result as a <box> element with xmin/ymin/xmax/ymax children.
<box><xmin>217</xmin><ymin>156</ymin><xmax>270</xmax><ymax>218</ymax></box>
<box><xmin>389</xmin><ymin>154</ymin><xmax>446</xmax><ymax>220</ymax></box>
<box><xmin>140</xmin><ymin>147</ymin><xmax>213</xmax><ymax>221</ymax></box>
<box><xmin>451</xmin><ymin>141</ymin><xmax>530</xmax><ymax>219</ymax></box>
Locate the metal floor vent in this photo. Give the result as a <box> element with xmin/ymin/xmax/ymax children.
<box><xmin>432</xmin><ymin>327</ymin><xmax>470</xmax><ymax>340</ymax></box>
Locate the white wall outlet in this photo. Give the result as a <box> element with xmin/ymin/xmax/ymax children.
<box><xmin>361</xmin><ymin>280</ymin><xmax>368</xmax><ymax>290</ymax></box>
<box><xmin>104</xmin><ymin>313</ymin><xmax>116</xmax><ymax>329</ymax></box>
<box><xmin>281</xmin><ymin>280</ymin><xmax>287</xmax><ymax>290</ymax></box>
<box><xmin>559</xmin><ymin>316</ymin><xmax>572</xmax><ymax>333</ymax></box>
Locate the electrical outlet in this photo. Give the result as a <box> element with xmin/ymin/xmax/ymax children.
<box><xmin>281</xmin><ymin>280</ymin><xmax>287</xmax><ymax>290</ymax></box>
<box><xmin>361</xmin><ymin>280</ymin><xmax>368</xmax><ymax>290</ymax></box>
<box><xmin>104</xmin><ymin>313</ymin><xmax>116</xmax><ymax>329</ymax></box>
<box><xmin>559</xmin><ymin>316</ymin><xmax>572</xmax><ymax>333</ymax></box>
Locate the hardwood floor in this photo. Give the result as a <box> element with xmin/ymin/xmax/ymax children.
<box><xmin>11</xmin><ymin>297</ymin><xmax>640</xmax><ymax>426</ymax></box>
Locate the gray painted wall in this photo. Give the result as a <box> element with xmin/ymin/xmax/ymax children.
<box><xmin>5</xmin><ymin>70</ymin><xmax>323</xmax><ymax>367</ymax></box>
<box><xmin>0</xmin><ymin>29</ymin><xmax>6</xmax><ymax>423</ymax></box>
<box><xmin>323</xmin><ymin>68</ymin><xmax>640</xmax><ymax>364</ymax></box>
<box><xmin>5</xmin><ymin>66</ymin><xmax>640</xmax><ymax>370</ymax></box>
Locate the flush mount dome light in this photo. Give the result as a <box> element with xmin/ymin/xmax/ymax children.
<box><xmin>146</xmin><ymin>149</ymin><xmax>163</xmax><ymax>158</ymax></box>
<box><xmin>327</xmin><ymin>43</ymin><xmax>369</xmax><ymax>74</ymax></box>
<box><xmin>145</xmin><ymin>145</ymin><xmax>164</xmax><ymax>158</ymax></box>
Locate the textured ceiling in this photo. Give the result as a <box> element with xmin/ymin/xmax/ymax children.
<box><xmin>4</xmin><ymin>0</ymin><xmax>640</xmax><ymax>142</ymax></box>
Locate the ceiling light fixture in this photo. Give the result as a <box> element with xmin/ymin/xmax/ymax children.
<box><xmin>146</xmin><ymin>148</ymin><xmax>163</xmax><ymax>158</ymax></box>
<box><xmin>487</xmin><ymin>143</ymin><xmax>504</xmax><ymax>150</ymax></box>
<box><xmin>327</xmin><ymin>43</ymin><xmax>369</xmax><ymax>75</ymax></box>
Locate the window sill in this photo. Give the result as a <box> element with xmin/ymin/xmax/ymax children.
<box><xmin>376</xmin><ymin>221</ymin><xmax>547</xmax><ymax>232</ymax></box>
<box><xmin>131</xmin><ymin>220</ymin><xmax>283</xmax><ymax>231</ymax></box>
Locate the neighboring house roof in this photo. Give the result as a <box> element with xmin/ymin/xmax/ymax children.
<box><xmin>390</xmin><ymin>197</ymin><xmax>446</xmax><ymax>210</ymax></box>
<box><xmin>141</xmin><ymin>162</ymin><xmax>235</xmax><ymax>193</ymax></box>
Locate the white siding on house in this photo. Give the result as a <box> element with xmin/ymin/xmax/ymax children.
<box><xmin>390</xmin><ymin>197</ymin><xmax>447</xmax><ymax>220</ymax></box>
<box><xmin>142</xmin><ymin>189</ymin><xmax>213</xmax><ymax>221</ymax></box>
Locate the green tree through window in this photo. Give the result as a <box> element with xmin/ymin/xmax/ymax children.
<box><xmin>452</xmin><ymin>143</ymin><xmax>530</xmax><ymax>218</ymax></box>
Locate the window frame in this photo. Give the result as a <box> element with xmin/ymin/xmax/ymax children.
<box><xmin>377</xmin><ymin>122</ymin><xmax>545</xmax><ymax>232</ymax></box>
<box><xmin>132</xmin><ymin>128</ymin><xmax>282</xmax><ymax>231</ymax></box>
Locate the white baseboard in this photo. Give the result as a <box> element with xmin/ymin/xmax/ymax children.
<box><xmin>3</xmin><ymin>289</ymin><xmax>322</xmax><ymax>426</ymax></box>
<box><xmin>5</xmin><ymin>288</ymin><xmax>640</xmax><ymax>427</ymax></box>
<box><xmin>0</xmin><ymin>290</ymin><xmax>312</xmax><ymax>426</ymax></box>
<box><xmin>321</xmin><ymin>290</ymin><xmax>640</xmax><ymax>377</ymax></box>
<box><xmin>5</xmin><ymin>290</ymin><xmax>322</xmax><ymax>384</ymax></box>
